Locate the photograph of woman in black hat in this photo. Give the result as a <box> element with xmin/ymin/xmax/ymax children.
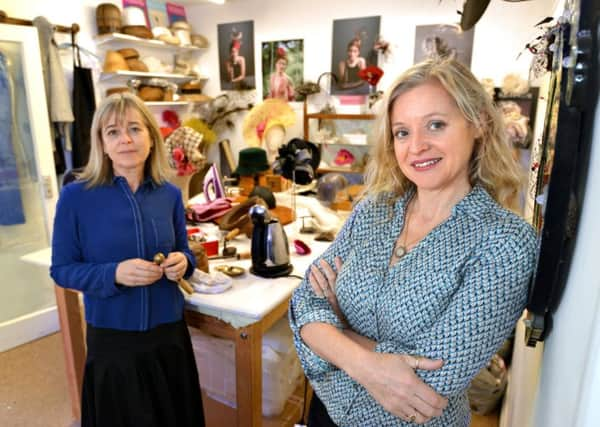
<box><xmin>331</xmin><ymin>16</ymin><xmax>380</xmax><ymax>95</ymax></box>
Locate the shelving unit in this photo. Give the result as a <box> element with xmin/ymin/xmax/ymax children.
<box><xmin>94</xmin><ymin>32</ymin><xmax>209</xmax><ymax>106</ymax></box>
<box><xmin>99</xmin><ymin>70</ymin><xmax>201</xmax><ymax>84</ymax></box>
<box><xmin>303</xmin><ymin>100</ymin><xmax>374</xmax><ymax>174</ymax></box>
<box><xmin>94</xmin><ymin>32</ymin><xmax>206</xmax><ymax>53</ymax></box>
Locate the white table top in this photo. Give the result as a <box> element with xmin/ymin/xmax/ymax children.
<box><xmin>20</xmin><ymin>225</ymin><xmax>331</xmax><ymax>328</ymax></box>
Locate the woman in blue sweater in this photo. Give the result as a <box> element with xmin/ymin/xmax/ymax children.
<box><xmin>51</xmin><ymin>93</ymin><xmax>204</xmax><ymax>426</ymax></box>
<box><xmin>289</xmin><ymin>58</ymin><xmax>537</xmax><ymax>426</ymax></box>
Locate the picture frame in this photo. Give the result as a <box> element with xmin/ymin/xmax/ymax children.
<box><xmin>495</xmin><ymin>86</ymin><xmax>539</xmax><ymax>150</ymax></box>
<box><xmin>330</xmin><ymin>16</ymin><xmax>381</xmax><ymax>95</ymax></box>
<box><xmin>414</xmin><ymin>24</ymin><xmax>474</xmax><ymax>67</ymax></box>
<box><xmin>261</xmin><ymin>39</ymin><xmax>304</xmax><ymax>101</ymax></box>
<box><xmin>217</xmin><ymin>20</ymin><xmax>256</xmax><ymax>91</ymax></box>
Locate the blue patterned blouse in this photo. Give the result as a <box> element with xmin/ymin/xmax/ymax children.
<box><xmin>289</xmin><ymin>186</ymin><xmax>537</xmax><ymax>426</ymax></box>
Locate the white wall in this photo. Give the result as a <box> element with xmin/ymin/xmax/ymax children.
<box><xmin>186</xmin><ymin>0</ymin><xmax>557</xmax><ymax>159</ymax></box>
<box><xmin>1</xmin><ymin>0</ymin><xmax>558</xmax><ymax>162</ymax></box>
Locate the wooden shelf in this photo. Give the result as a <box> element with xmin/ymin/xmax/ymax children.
<box><xmin>144</xmin><ymin>101</ymin><xmax>193</xmax><ymax>107</ymax></box>
<box><xmin>305</xmin><ymin>112</ymin><xmax>375</xmax><ymax>120</ymax></box>
<box><xmin>317</xmin><ymin>166</ymin><xmax>364</xmax><ymax>174</ymax></box>
<box><xmin>94</xmin><ymin>32</ymin><xmax>206</xmax><ymax>53</ymax></box>
<box><xmin>99</xmin><ymin>70</ymin><xmax>204</xmax><ymax>84</ymax></box>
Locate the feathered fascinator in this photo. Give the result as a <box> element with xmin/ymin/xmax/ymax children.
<box><xmin>272</xmin><ymin>138</ymin><xmax>320</xmax><ymax>185</ymax></box>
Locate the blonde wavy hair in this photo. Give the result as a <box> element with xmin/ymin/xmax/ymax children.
<box><xmin>364</xmin><ymin>58</ymin><xmax>523</xmax><ymax>210</ymax></box>
<box><xmin>78</xmin><ymin>93</ymin><xmax>172</xmax><ymax>188</ymax></box>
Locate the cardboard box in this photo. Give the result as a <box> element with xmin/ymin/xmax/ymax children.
<box><xmin>189</xmin><ymin>317</ymin><xmax>303</xmax><ymax>417</ymax></box>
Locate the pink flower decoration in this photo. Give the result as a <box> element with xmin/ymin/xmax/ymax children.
<box><xmin>172</xmin><ymin>147</ymin><xmax>185</xmax><ymax>163</ymax></box>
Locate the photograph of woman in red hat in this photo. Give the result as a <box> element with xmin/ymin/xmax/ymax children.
<box><xmin>218</xmin><ymin>20</ymin><xmax>256</xmax><ymax>90</ymax></box>
<box><xmin>262</xmin><ymin>39</ymin><xmax>303</xmax><ymax>101</ymax></box>
<box><xmin>331</xmin><ymin>16</ymin><xmax>380</xmax><ymax>95</ymax></box>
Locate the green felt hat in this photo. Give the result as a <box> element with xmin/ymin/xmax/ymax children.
<box><xmin>234</xmin><ymin>147</ymin><xmax>270</xmax><ymax>176</ymax></box>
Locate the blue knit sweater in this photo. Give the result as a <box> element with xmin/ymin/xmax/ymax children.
<box><xmin>50</xmin><ymin>177</ymin><xmax>195</xmax><ymax>331</ymax></box>
<box><xmin>289</xmin><ymin>186</ymin><xmax>537</xmax><ymax>426</ymax></box>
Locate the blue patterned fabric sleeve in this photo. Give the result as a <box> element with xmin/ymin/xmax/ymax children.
<box><xmin>50</xmin><ymin>184</ymin><xmax>122</xmax><ymax>298</ymax></box>
<box><xmin>375</xmin><ymin>222</ymin><xmax>536</xmax><ymax>397</ymax></box>
<box><xmin>289</xmin><ymin>200</ymin><xmax>365</xmax><ymax>380</ymax></box>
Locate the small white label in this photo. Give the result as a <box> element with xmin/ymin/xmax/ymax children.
<box><xmin>42</xmin><ymin>175</ymin><xmax>53</xmax><ymax>199</ymax></box>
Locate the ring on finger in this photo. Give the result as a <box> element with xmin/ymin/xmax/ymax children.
<box><xmin>414</xmin><ymin>356</ymin><xmax>420</xmax><ymax>370</ymax></box>
<box><xmin>409</xmin><ymin>413</ymin><xmax>417</xmax><ymax>422</ymax></box>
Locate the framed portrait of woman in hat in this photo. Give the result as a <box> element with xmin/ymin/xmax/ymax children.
<box><xmin>414</xmin><ymin>24</ymin><xmax>474</xmax><ymax>67</ymax></box>
<box><xmin>218</xmin><ymin>20</ymin><xmax>256</xmax><ymax>90</ymax></box>
<box><xmin>331</xmin><ymin>16</ymin><xmax>380</xmax><ymax>95</ymax></box>
<box><xmin>262</xmin><ymin>39</ymin><xmax>304</xmax><ymax>101</ymax></box>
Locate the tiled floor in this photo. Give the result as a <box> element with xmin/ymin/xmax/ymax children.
<box><xmin>0</xmin><ymin>333</ymin><xmax>498</xmax><ymax>427</ymax></box>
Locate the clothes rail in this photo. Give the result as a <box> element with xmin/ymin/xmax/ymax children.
<box><xmin>0</xmin><ymin>10</ymin><xmax>79</xmax><ymax>35</ymax></box>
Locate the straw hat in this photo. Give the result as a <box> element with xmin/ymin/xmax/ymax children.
<box><xmin>242</xmin><ymin>99</ymin><xmax>296</xmax><ymax>148</ymax></box>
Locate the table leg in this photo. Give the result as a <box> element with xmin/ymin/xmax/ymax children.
<box><xmin>235</xmin><ymin>322</ymin><xmax>262</xmax><ymax>427</ymax></box>
<box><xmin>54</xmin><ymin>285</ymin><xmax>85</xmax><ymax>420</ymax></box>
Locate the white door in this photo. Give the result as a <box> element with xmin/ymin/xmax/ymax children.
<box><xmin>0</xmin><ymin>24</ymin><xmax>60</xmax><ymax>352</ymax></box>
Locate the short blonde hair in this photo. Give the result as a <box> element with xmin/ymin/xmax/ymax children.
<box><xmin>364</xmin><ymin>58</ymin><xmax>523</xmax><ymax>210</ymax></box>
<box><xmin>78</xmin><ymin>93</ymin><xmax>172</xmax><ymax>187</ymax></box>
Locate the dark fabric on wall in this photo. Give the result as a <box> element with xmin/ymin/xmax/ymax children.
<box><xmin>53</xmin><ymin>128</ymin><xmax>66</xmax><ymax>174</ymax></box>
<box><xmin>71</xmin><ymin>46</ymin><xmax>95</xmax><ymax>169</ymax></box>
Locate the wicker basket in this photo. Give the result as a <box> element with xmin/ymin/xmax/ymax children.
<box><xmin>96</xmin><ymin>3</ymin><xmax>121</xmax><ymax>35</ymax></box>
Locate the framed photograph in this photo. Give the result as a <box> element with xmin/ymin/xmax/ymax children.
<box><xmin>165</xmin><ymin>2</ymin><xmax>187</xmax><ymax>25</ymax></box>
<box><xmin>414</xmin><ymin>24</ymin><xmax>474</xmax><ymax>67</ymax></box>
<box><xmin>147</xmin><ymin>0</ymin><xmax>168</xmax><ymax>29</ymax></box>
<box><xmin>495</xmin><ymin>87</ymin><xmax>539</xmax><ymax>150</ymax></box>
<box><xmin>261</xmin><ymin>39</ymin><xmax>304</xmax><ymax>101</ymax></box>
<box><xmin>217</xmin><ymin>20</ymin><xmax>256</xmax><ymax>91</ymax></box>
<box><xmin>331</xmin><ymin>16</ymin><xmax>381</xmax><ymax>95</ymax></box>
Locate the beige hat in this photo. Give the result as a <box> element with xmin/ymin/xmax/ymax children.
<box><xmin>103</xmin><ymin>50</ymin><xmax>129</xmax><ymax>73</ymax></box>
<box><xmin>191</xmin><ymin>34</ymin><xmax>209</xmax><ymax>48</ymax></box>
<box><xmin>121</xmin><ymin>25</ymin><xmax>153</xmax><ymax>39</ymax></box>
<box><xmin>117</xmin><ymin>48</ymin><xmax>139</xmax><ymax>60</ymax></box>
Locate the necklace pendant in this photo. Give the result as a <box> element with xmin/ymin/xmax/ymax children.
<box><xmin>395</xmin><ymin>245</ymin><xmax>407</xmax><ymax>259</ymax></box>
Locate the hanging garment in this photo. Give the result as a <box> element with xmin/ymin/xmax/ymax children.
<box><xmin>0</xmin><ymin>51</ymin><xmax>26</xmax><ymax>225</ymax></box>
<box><xmin>71</xmin><ymin>44</ymin><xmax>96</xmax><ymax>168</ymax></box>
<box><xmin>33</xmin><ymin>16</ymin><xmax>74</xmax><ymax>174</ymax></box>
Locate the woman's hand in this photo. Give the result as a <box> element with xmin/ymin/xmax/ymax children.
<box><xmin>310</xmin><ymin>257</ymin><xmax>448</xmax><ymax>423</ymax></box>
<box><xmin>161</xmin><ymin>251</ymin><xmax>189</xmax><ymax>282</ymax></box>
<box><xmin>309</xmin><ymin>257</ymin><xmax>347</xmax><ymax>326</ymax></box>
<box><xmin>115</xmin><ymin>258</ymin><xmax>163</xmax><ymax>287</ymax></box>
<box><xmin>357</xmin><ymin>353</ymin><xmax>448</xmax><ymax>424</ymax></box>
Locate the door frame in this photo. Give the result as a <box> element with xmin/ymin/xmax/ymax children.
<box><xmin>0</xmin><ymin>24</ymin><xmax>59</xmax><ymax>351</ymax></box>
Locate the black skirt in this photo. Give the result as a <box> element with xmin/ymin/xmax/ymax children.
<box><xmin>308</xmin><ymin>393</ymin><xmax>338</xmax><ymax>427</ymax></box>
<box><xmin>82</xmin><ymin>320</ymin><xmax>205</xmax><ymax>427</ymax></box>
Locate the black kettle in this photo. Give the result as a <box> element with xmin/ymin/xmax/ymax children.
<box><xmin>249</xmin><ymin>204</ymin><xmax>293</xmax><ymax>278</ymax></box>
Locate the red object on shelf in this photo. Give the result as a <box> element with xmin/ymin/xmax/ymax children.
<box><xmin>186</xmin><ymin>227</ymin><xmax>200</xmax><ymax>235</ymax></box>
